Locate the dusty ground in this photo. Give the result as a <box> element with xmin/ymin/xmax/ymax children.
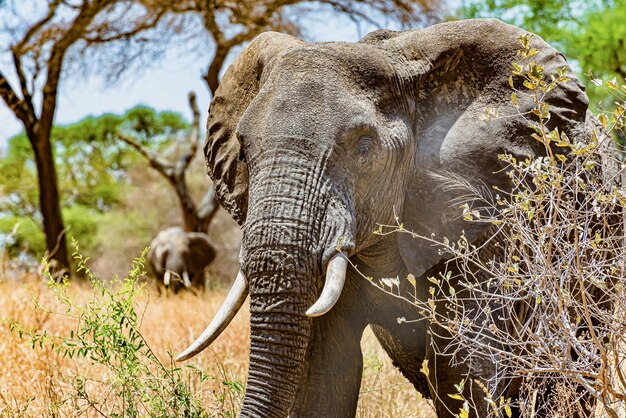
<box><xmin>0</xmin><ymin>272</ymin><xmax>434</xmax><ymax>417</ymax></box>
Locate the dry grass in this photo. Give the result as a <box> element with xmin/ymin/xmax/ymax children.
<box><xmin>0</xmin><ymin>272</ymin><xmax>434</xmax><ymax>417</ymax></box>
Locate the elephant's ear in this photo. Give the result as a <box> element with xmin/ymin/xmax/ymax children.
<box><xmin>148</xmin><ymin>239</ymin><xmax>168</xmax><ymax>275</ymax></box>
<box><xmin>187</xmin><ymin>232</ymin><xmax>216</xmax><ymax>273</ymax></box>
<box><xmin>205</xmin><ymin>32</ymin><xmax>304</xmax><ymax>225</ymax></box>
<box><xmin>379</xmin><ymin>19</ymin><xmax>590</xmax><ymax>276</ymax></box>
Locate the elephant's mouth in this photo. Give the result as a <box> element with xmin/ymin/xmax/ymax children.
<box><xmin>175</xmin><ymin>250</ymin><xmax>349</xmax><ymax>361</ymax></box>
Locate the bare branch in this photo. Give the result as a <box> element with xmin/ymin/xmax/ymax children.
<box><xmin>11</xmin><ymin>50</ymin><xmax>35</xmax><ymax>119</ymax></box>
<box><xmin>198</xmin><ymin>185</ymin><xmax>219</xmax><ymax>229</ymax></box>
<box><xmin>0</xmin><ymin>69</ymin><xmax>35</xmax><ymax>129</ymax></box>
<box><xmin>11</xmin><ymin>0</ymin><xmax>62</xmax><ymax>54</ymax></box>
<box><xmin>116</xmin><ymin>132</ymin><xmax>175</xmax><ymax>180</ymax></box>
<box><xmin>175</xmin><ymin>91</ymin><xmax>200</xmax><ymax>176</ymax></box>
<box><xmin>82</xmin><ymin>8</ymin><xmax>166</xmax><ymax>45</ymax></box>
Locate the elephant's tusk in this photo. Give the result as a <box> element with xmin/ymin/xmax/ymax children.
<box><xmin>176</xmin><ymin>270</ymin><xmax>248</xmax><ymax>362</ymax></box>
<box><xmin>164</xmin><ymin>270</ymin><xmax>171</xmax><ymax>287</ymax></box>
<box><xmin>182</xmin><ymin>271</ymin><xmax>192</xmax><ymax>288</ymax></box>
<box><xmin>306</xmin><ymin>253</ymin><xmax>347</xmax><ymax>317</ymax></box>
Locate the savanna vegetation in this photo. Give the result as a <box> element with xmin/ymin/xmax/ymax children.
<box><xmin>1</xmin><ymin>0</ymin><xmax>626</xmax><ymax>416</ymax></box>
<box><xmin>1</xmin><ymin>0</ymin><xmax>442</xmax><ymax>416</ymax></box>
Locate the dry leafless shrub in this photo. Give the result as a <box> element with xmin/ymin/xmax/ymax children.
<box><xmin>368</xmin><ymin>35</ymin><xmax>626</xmax><ymax>417</ymax></box>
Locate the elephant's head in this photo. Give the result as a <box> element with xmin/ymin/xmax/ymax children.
<box><xmin>178</xmin><ymin>19</ymin><xmax>590</xmax><ymax>416</ymax></box>
<box><xmin>148</xmin><ymin>227</ymin><xmax>216</xmax><ymax>291</ymax></box>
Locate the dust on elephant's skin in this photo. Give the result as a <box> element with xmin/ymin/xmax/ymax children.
<box><xmin>181</xmin><ymin>18</ymin><xmax>604</xmax><ymax>417</ymax></box>
<box><xmin>148</xmin><ymin>227</ymin><xmax>215</xmax><ymax>292</ymax></box>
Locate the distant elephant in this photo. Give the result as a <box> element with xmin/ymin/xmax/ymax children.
<box><xmin>176</xmin><ymin>19</ymin><xmax>608</xmax><ymax>417</ymax></box>
<box><xmin>148</xmin><ymin>227</ymin><xmax>216</xmax><ymax>292</ymax></box>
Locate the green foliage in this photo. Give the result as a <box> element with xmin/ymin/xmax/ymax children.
<box><xmin>123</xmin><ymin>106</ymin><xmax>190</xmax><ymax>141</ymax></box>
<box><xmin>0</xmin><ymin>206</ymin><xmax>102</xmax><ymax>256</ymax></box>
<box><xmin>10</xmin><ymin>249</ymin><xmax>210</xmax><ymax>417</ymax></box>
<box><xmin>62</xmin><ymin>205</ymin><xmax>102</xmax><ymax>252</ymax></box>
<box><xmin>460</xmin><ymin>0</ymin><xmax>626</xmax><ymax>107</ymax></box>
<box><xmin>0</xmin><ymin>106</ymin><xmax>191</xmax><ymax>258</ymax></box>
<box><xmin>0</xmin><ymin>215</ymin><xmax>46</xmax><ymax>256</ymax></box>
<box><xmin>0</xmin><ymin>134</ymin><xmax>38</xmax><ymax>217</ymax></box>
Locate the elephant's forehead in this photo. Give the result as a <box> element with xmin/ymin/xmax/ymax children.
<box><xmin>268</xmin><ymin>43</ymin><xmax>393</xmax><ymax>90</ymax></box>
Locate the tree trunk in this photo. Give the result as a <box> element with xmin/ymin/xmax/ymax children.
<box><xmin>30</xmin><ymin>131</ymin><xmax>69</xmax><ymax>274</ymax></box>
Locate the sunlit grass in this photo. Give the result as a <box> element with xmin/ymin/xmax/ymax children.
<box><xmin>0</xmin><ymin>271</ymin><xmax>433</xmax><ymax>417</ymax></box>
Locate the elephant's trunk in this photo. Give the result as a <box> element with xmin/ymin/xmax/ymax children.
<box><xmin>241</xmin><ymin>242</ymin><xmax>317</xmax><ymax>416</ymax></box>
<box><xmin>239</xmin><ymin>152</ymin><xmax>352</xmax><ymax>416</ymax></box>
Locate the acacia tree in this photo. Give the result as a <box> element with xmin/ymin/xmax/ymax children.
<box><xmin>0</xmin><ymin>0</ymin><xmax>170</xmax><ymax>273</ymax></box>
<box><xmin>171</xmin><ymin>0</ymin><xmax>442</xmax><ymax>96</ymax></box>
<box><xmin>117</xmin><ymin>92</ymin><xmax>219</xmax><ymax>234</ymax></box>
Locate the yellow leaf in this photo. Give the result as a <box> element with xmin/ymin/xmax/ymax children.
<box><xmin>448</xmin><ymin>393</ymin><xmax>464</xmax><ymax>401</ymax></box>
<box><xmin>407</xmin><ymin>274</ymin><xmax>416</xmax><ymax>288</ymax></box>
<box><xmin>599</xmin><ymin>113</ymin><xmax>608</xmax><ymax>129</ymax></box>
<box><xmin>504</xmin><ymin>404</ymin><xmax>513</xmax><ymax>417</ymax></box>
<box><xmin>420</xmin><ymin>359</ymin><xmax>429</xmax><ymax>377</ymax></box>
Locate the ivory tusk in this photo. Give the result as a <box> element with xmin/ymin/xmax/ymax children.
<box><xmin>182</xmin><ymin>271</ymin><xmax>192</xmax><ymax>288</ymax></box>
<box><xmin>176</xmin><ymin>270</ymin><xmax>248</xmax><ymax>361</ymax></box>
<box><xmin>164</xmin><ymin>270</ymin><xmax>171</xmax><ymax>287</ymax></box>
<box><xmin>306</xmin><ymin>253</ymin><xmax>348</xmax><ymax>317</ymax></box>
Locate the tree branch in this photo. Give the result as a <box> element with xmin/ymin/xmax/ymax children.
<box><xmin>116</xmin><ymin>132</ymin><xmax>175</xmax><ymax>180</ymax></box>
<box><xmin>11</xmin><ymin>0</ymin><xmax>61</xmax><ymax>54</ymax></box>
<box><xmin>197</xmin><ymin>185</ymin><xmax>219</xmax><ymax>229</ymax></box>
<box><xmin>82</xmin><ymin>8</ymin><xmax>166</xmax><ymax>45</ymax></box>
<box><xmin>0</xmin><ymin>69</ymin><xmax>36</xmax><ymax>129</ymax></box>
<box><xmin>40</xmin><ymin>1</ymin><xmax>116</xmax><ymax>136</ymax></box>
<box><xmin>175</xmin><ymin>91</ymin><xmax>200</xmax><ymax>176</ymax></box>
<box><xmin>11</xmin><ymin>50</ymin><xmax>36</xmax><ymax>120</ymax></box>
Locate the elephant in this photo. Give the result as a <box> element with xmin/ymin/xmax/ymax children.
<box><xmin>148</xmin><ymin>227</ymin><xmax>216</xmax><ymax>292</ymax></box>
<box><xmin>175</xmin><ymin>19</ymin><xmax>609</xmax><ymax>417</ymax></box>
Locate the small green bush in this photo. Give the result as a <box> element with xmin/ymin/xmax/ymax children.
<box><xmin>0</xmin><ymin>215</ymin><xmax>46</xmax><ymax>256</ymax></box>
<box><xmin>10</xmin><ymin>248</ymin><xmax>209</xmax><ymax>417</ymax></box>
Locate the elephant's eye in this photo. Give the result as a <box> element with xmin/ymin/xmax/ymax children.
<box><xmin>357</xmin><ymin>135</ymin><xmax>375</xmax><ymax>168</ymax></box>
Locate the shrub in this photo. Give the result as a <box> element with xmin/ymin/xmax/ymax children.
<box><xmin>9</xmin><ymin>247</ymin><xmax>210</xmax><ymax>417</ymax></box>
<box><xmin>372</xmin><ymin>35</ymin><xmax>625</xmax><ymax>416</ymax></box>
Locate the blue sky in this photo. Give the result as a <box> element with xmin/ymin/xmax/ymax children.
<box><xmin>0</xmin><ymin>10</ymin><xmax>391</xmax><ymax>142</ymax></box>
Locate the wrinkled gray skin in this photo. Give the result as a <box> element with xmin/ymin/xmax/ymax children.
<box><xmin>205</xmin><ymin>19</ymin><xmax>597</xmax><ymax>417</ymax></box>
<box><xmin>148</xmin><ymin>227</ymin><xmax>216</xmax><ymax>292</ymax></box>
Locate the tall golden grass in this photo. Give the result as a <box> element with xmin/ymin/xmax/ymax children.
<box><xmin>0</xmin><ymin>273</ymin><xmax>434</xmax><ymax>417</ymax></box>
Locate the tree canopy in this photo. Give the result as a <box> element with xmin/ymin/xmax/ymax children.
<box><xmin>0</xmin><ymin>106</ymin><xmax>190</xmax><ymax>257</ymax></box>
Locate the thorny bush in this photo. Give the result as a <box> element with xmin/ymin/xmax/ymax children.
<box><xmin>369</xmin><ymin>35</ymin><xmax>626</xmax><ymax>417</ymax></box>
